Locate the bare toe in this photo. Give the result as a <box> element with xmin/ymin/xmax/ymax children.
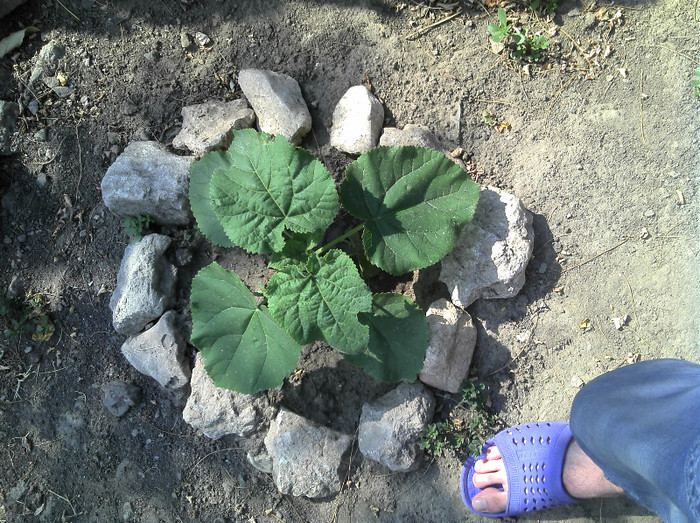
<box><xmin>472</xmin><ymin>487</ymin><xmax>508</xmax><ymax>514</ymax></box>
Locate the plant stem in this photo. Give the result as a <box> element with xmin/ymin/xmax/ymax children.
<box><xmin>316</xmin><ymin>223</ymin><xmax>365</xmax><ymax>254</ymax></box>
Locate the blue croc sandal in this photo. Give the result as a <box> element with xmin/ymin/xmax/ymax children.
<box><xmin>460</xmin><ymin>422</ymin><xmax>580</xmax><ymax>517</ymax></box>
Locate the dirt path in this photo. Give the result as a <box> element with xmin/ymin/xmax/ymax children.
<box><xmin>0</xmin><ymin>0</ymin><xmax>697</xmax><ymax>521</ymax></box>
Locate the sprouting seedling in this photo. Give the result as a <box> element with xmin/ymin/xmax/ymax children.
<box><xmin>690</xmin><ymin>67</ymin><xmax>700</xmax><ymax>96</ymax></box>
<box><xmin>488</xmin><ymin>8</ymin><xmax>509</xmax><ymax>43</ymax></box>
<box><xmin>188</xmin><ymin>129</ymin><xmax>481</xmax><ymax>394</ymax></box>
<box><xmin>511</xmin><ymin>30</ymin><xmax>550</xmax><ymax>62</ymax></box>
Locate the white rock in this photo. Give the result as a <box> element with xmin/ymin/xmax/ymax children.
<box><xmin>358</xmin><ymin>383</ymin><xmax>434</xmax><ymax>472</ymax></box>
<box><xmin>183</xmin><ymin>353</ymin><xmax>268</xmax><ymax>439</ymax></box>
<box><xmin>121</xmin><ymin>311</ymin><xmax>190</xmax><ymax>390</ymax></box>
<box><xmin>101</xmin><ymin>141</ymin><xmax>193</xmax><ymax>225</ymax></box>
<box><xmin>379</xmin><ymin>124</ymin><xmax>442</xmax><ymax>150</ymax></box>
<box><xmin>172</xmin><ymin>99</ymin><xmax>255</xmax><ymax>156</ymax></box>
<box><xmin>330</xmin><ymin>85</ymin><xmax>384</xmax><ymax>154</ymax></box>
<box><xmin>110</xmin><ymin>234</ymin><xmax>176</xmax><ymax>336</ymax></box>
<box><xmin>237</xmin><ymin>69</ymin><xmax>311</xmax><ymax>145</ymax></box>
<box><xmin>418</xmin><ymin>299</ymin><xmax>476</xmax><ymax>393</ymax></box>
<box><xmin>264</xmin><ymin>408</ymin><xmax>353</xmax><ymax>498</ymax></box>
<box><xmin>440</xmin><ymin>186</ymin><xmax>534</xmax><ymax>308</ymax></box>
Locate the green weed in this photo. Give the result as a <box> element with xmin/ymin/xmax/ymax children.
<box><xmin>691</xmin><ymin>67</ymin><xmax>700</xmax><ymax>96</ymax></box>
<box><xmin>122</xmin><ymin>214</ymin><xmax>151</xmax><ymax>240</ymax></box>
<box><xmin>530</xmin><ymin>0</ymin><xmax>557</xmax><ymax>14</ymax></box>
<box><xmin>487</xmin><ymin>8</ymin><xmax>509</xmax><ymax>43</ymax></box>
<box><xmin>419</xmin><ymin>380</ymin><xmax>496</xmax><ymax>459</ymax></box>
<box><xmin>0</xmin><ymin>291</ymin><xmax>54</xmax><ymax>341</ymax></box>
<box><xmin>511</xmin><ymin>30</ymin><xmax>550</xmax><ymax>62</ymax></box>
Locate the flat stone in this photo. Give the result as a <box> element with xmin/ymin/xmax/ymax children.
<box><xmin>0</xmin><ymin>101</ymin><xmax>19</xmax><ymax>156</ymax></box>
<box><xmin>110</xmin><ymin>234</ymin><xmax>176</xmax><ymax>336</ymax></box>
<box><xmin>440</xmin><ymin>186</ymin><xmax>534</xmax><ymax>308</ymax></box>
<box><xmin>101</xmin><ymin>141</ymin><xmax>193</xmax><ymax>225</ymax></box>
<box><xmin>172</xmin><ymin>99</ymin><xmax>255</xmax><ymax>155</ymax></box>
<box><xmin>330</xmin><ymin>85</ymin><xmax>384</xmax><ymax>154</ymax></box>
<box><xmin>121</xmin><ymin>311</ymin><xmax>190</xmax><ymax>390</ymax></box>
<box><xmin>264</xmin><ymin>408</ymin><xmax>353</xmax><ymax>498</ymax></box>
<box><xmin>419</xmin><ymin>299</ymin><xmax>476</xmax><ymax>393</ymax></box>
<box><xmin>102</xmin><ymin>381</ymin><xmax>142</xmax><ymax>416</ymax></box>
<box><xmin>379</xmin><ymin>124</ymin><xmax>442</xmax><ymax>150</ymax></box>
<box><xmin>358</xmin><ymin>382</ymin><xmax>435</xmax><ymax>472</ymax></box>
<box><xmin>183</xmin><ymin>353</ymin><xmax>269</xmax><ymax>439</ymax></box>
<box><xmin>237</xmin><ymin>69</ymin><xmax>311</xmax><ymax>145</ymax></box>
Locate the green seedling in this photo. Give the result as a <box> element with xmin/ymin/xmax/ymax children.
<box><xmin>188</xmin><ymin>129</ymin><xmax>480</xmax><ymax>394</ymax></box>
<box><xmin>691</xmin><ymin>67</ymin><xmax>700</xmax><ymax>96</ymax></box>
<box><xmin>0</xmin><ymin>291</ymin><xmax>54</xmax><ymax>341</ymax></box>
<box><xmin>488</xmin><ymin>8</ymin><xmax>509</xmax><ymax>42</ymax></box>
<box><xmin>511</xmin><ymin>30</ymin><xmax>550</xmax><ymax>62</ymax></box>
<box><xmin>122</xmin><ymin>214</ymin><xmax>151</xmax><ymax>240</ymax></box>
<box><xmin>419</xmin><ymin>380</ymin><xmax>497</xmax><ymax>458</ymax></box>
<box><xmin>530</xmin><ymin>0</ymin><xmax>558</xmax><ymax>14</ymax></box>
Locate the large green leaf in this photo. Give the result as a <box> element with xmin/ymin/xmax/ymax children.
<box><xmin>345</xmin><ymin>293</ymin><xmax>428</xmax><ymax>382</ymax></box>
<box><xmin>265</xmin><ymin>249</ymin><xmax>372</xmax><ymax>354</ymax></box>
<box><xmin>190</xmin><ymin>151</ymin><xmax>235</xmax><ymax>247</ymax></box>
<box><xmin>341</xmin><ymin>146</ymin><xmax>480</xmax><ymax>275</ymax></box>
<box><xmin>190</xmin><ymin>262</ymin><xmax>301</xmax><ymax>394</ymax></box>
<box><xmin>210</xmin><ymin>129</ymin><xmax>339</xmax><ymax>254</ymax></box>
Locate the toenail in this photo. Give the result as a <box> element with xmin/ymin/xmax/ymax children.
<box><xmin>473</xmin><ymin>497</ymin><xmax>488</xmax><ymax>512</ymax></box>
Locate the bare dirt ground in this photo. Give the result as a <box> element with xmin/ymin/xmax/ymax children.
<box><xmin>0</xmin><ymin>0</ymin><xmax>698</xmax><ymax>521</ymax></box>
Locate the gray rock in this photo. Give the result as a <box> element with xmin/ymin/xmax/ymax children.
<box><xmin>379</xmin><ymin>124</ymin><xmax>442</xmax><ymax>150</ymax></box>
<box><xmin>264</xmin><ymin>408</ymin><xmax>353</xmax><ymax>498</ymax></box>
<box><xmin>102</xmin><ymin>381</ymin><xmax>142</xmax><ymax>416</ymax></box>
<box><xmin>330</xmin><ymin>86</ymin><xmax>384</xmax><ymax>154</ymax></box>
<box><xmin>419</xmin><ymin>299</ymin><xmax>476</xmax><ymax>393</ymax></box>
<box><xmin>183</xmin><ymin>353</ymin><xmax>268</xmax><ymax>439</ymax></box>
<box><xmin>440</xmin><ymin>186</ymin><xmax>534</xmax><ymax>308</ymax></box>
<box><xmin>172</xmin><ymin>99</ymin><xmax>256</xmax><ymax>155</ymax></box>
<box><xmin>110</xmin><ymin>234</ymin><xmax>176</xmax><ymax>336</ymax></box>
<box><xmin>27</xmin><ymin>43</ymin><xmax>65</xmax><ymax>90</ymax></box>
<box><xmin>120</xmin><ymin>311</ymin><xmax>190</xmax><ymax>390</ymax></box>
<box><xmin>358</xmin><ymin>382</ymin><xmax>435</xmax><ymax>472</ymax></box>
<box><xmin>0</xmin><ymin>0</ymin><xmax>29</xmax><ymax>19</ymax></box>
<box><xmin>0</xmin><ymin>101</ymin><xmax>19</xmax><ymax>156</ymax></box>
<box><xmin>237</xmin><ymin>69</ymin><xmax>311</xmax><ymax>145</ymax></box>
<box><xmin>101</xmin><ymin>141</ymin><xmax>193</xmax><ymax>225</ymax></box>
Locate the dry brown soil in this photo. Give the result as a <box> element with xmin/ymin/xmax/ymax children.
<box><xmin>0</xmin><ymin>0</ymin><xmax>698</xmax><ymax>521</ymax></box>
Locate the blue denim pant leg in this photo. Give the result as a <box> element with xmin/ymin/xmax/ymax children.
<box><xmin>570</xmin><ymin>359</ymin><xmax>700</xmax><ymax>523</ymax></box>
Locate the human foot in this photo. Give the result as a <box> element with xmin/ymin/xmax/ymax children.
<box><xmin>461</xmin><ymin>422</ymin><xmax>622</xmax><ymax>517</ymax></box>
<box><xmin>470</xmin><ymin>437</ymin><xmax>624</xmax><ymax>514</ymax></box>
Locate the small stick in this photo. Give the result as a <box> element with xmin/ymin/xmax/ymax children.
<box><xmin>558</xmin><ymin>26</ymin><xmax>594</xmax><ymax>71</ymax></box>
<box><xmin>561</xmin><ymin>237</ymin><xmax>631</xmax><ymax>273</ymax></box>
<box><xmin>329</xmin><ymin>437</ymin><xmax>357</xmax><ymax>523</ymax></box>
<box><xmin>408</xmin><ymin>9</ymin><xmax>463</xmax><ymax>39</ymax></box>
<box><xmin>188</xmin><ymin>447</ymin><xmax>242</xmax><ymax>476</ymax></box>
<box><xmin>55</xmin><ymin>0</ymin><xmax>81</xmax><ymax>21</ymax></box>
<box><xmin>639</xmin><ymin>73</ymin><xmax>648</xmax><ymax>147</ymax></box>
<box><xmin>47</xmin><ymin>488</ymin><xmax>78</xmax><ymax>516</ymax></box>
<box><xmin>74</xmin><ymin>125</ymin><xmax>84</xmax><ymax>202</ymax></box>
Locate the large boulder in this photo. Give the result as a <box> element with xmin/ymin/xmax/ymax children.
<box><xmin>419</xmin><ymin>299</ymin><xmax>477</xmax><ymax>393</ymax></box>
<box><xmin>183</xmin><ymin>353</ymin><xmax>271</xmax><ymax>439</ymax></box>
<box><xmin>110</xmin><ymin>234</ymin><xmax>176</xmax><ymax>336</ymax></box>
<box><xmin>237</xmin><ymin>69</ymin><xmax>311</xmax><ymax>145</ymax></box>
<box><xmin>120</xmin><ymin>311</ymin><xmax>190</xmax><ymax>390</ymax></box>
<box><xmin>440</xmin><ymin>186</ymin><xmax>534</xmax><ymax>308</ymax></box>
<box><xmin>358</xmin><ymin>382</ymin><xmax>435</xmax><ymax>472</ymax></box>
<box><xmin>101</xmin><ymin>141</ymin><xmax>193</xmax><ymax>225</ymax></box>
<box><xmin>172</xmin><ymin>99</ymin><xmax>255</xmax><ymax>155</ymax></box>
<box><xmin>264</xmin><ymin>409</ymin><xmax>353</xmax><ymax>498</ymax></box>
<box><xmin>330</xmin><ymin>85</ymin><xmax>384</xmax><ymax>154</ymax></box>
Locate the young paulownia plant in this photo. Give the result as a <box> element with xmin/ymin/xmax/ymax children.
<box><xmin>188</xmin><ymin>129</ymin><xmax>480</xmax><ymax>394</ymax></box>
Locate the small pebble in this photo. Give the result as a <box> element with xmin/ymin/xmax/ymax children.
<box><xmin>644</xmin><ymin>209</ymin><xmax>655</xmax><ymax>218</ymax></box>
<box><xmin>571</xmin><ymin>375</ymin><xmax>585</xmax><ymax>388</ymax></box>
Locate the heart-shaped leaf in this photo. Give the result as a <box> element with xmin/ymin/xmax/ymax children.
<box><xmin>341</xmin><ymin>146</ymin><xmax>480</xmax><ymax>275</ymax></box>
<box><xmin>190</xmin><ymin>262</ymin><xmax>301</xmax><ymax>394</ymax></box>
<box><xmin>265</xmin><ymin>249</ymin><xmax>372</xmax><ymax>354</ymax></box>
<box><xmin>344</xmin><ymin>293</ymin><xmax>428</xmax><ymax>382</ymax></box>
<box><xmin>190</xmin><ymin>151</ymin><xmax>235</xmax><ymax>247</ymax></box>
<box><xmin>210</xmin><ymin>129</ymin><xmax>339</xmax><ymax>254</ymax></box>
